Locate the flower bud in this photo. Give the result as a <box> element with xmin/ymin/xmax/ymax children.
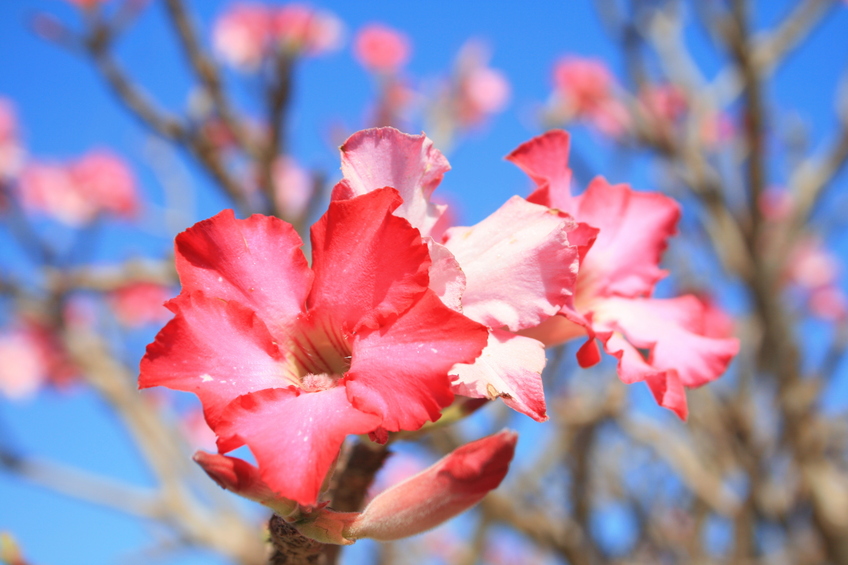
<box><xmin>344</xmin><ymin>429</ymin><xmax>517</xmax><ymax>541</ymax></box>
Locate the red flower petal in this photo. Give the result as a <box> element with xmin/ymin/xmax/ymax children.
<box><xmin>598</xmin><ymin>296</ymin><xmax>739</xmax><ymax>388</ymax></box>
<box><xmin>345</xmin><ymin>291</ymin><xmax>488</xmax><ymax>431</ymax></box>
<box><xmin>139</xmin><ymin>291</ymin><xmax>289</xmax><ymax>426</ymax></box>
<box><xmin>175</xmin><ymin>209</ymin><xmax>312</xmax><ymax>339</ymax></box>
<box><xmin>214</xmin><ymin>387</ymin><xmax>381</xmax><ymax>506</ymax></box>
<box><xmin>336</xmin><ymin>128</ymin><xmax>451</xmax><ymax>238</ymax></box>
<box><xmin>443</xmin><ymin>196</ymin><xmax>579</xmax><ymax>332</ymax></box>
<box><xmin>309</xmin><ymin>188</ymin><xmax>431</xmax><ymax>332</ymax></box>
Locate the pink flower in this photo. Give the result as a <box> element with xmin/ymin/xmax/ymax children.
<box><xmin>639</xmin><ymin>84</ymin><xmax>688</xmax><ymax>141</ymax></box>
<box><xmin>18</xmin><ymin>150</ymin><xmax>138</xmax><ymax>226</ymax></box>
<box><xmin>213</xmin><ymin>3</ymin><xmax>272</xmax><ymax>69</ymax></box>
<box><xmin>0</xmin><ymin>330</ymin><xmax>47</xmax><ymax>400</ymax></box>
<box><xmin>809</xmin><ymin>286</ymin><xmax>848</xmax><ymax>321</ymax></box>
<box><xmin>460</xmin><ymin>67</ymin><xmax>510</xmax><ymax>122</ymax></box>
<box><xmin>640</xmin><ymin>84</ymin><xmax>688</xmax><ymax>125</ymax></box>
<box><xmin>0</xmin><ymin>320</ymin><xmax>78</xmax><ymax>399</ymax></box>
<box><xmin>213</xmin><ymin>3</ymin><xmax>342</xmax><ymax>69</ymax></box>
<box><xmin>273</xmin><ymin>4</ymin><xmax>343</xmax><ymax>56</ymax></box>
<box><xmin>451</xmin><ymin>41</ymin><xmax>510</xmax><ymax>127</ymax></box>
<box><xmin>271</xmin><ymin>156</ymin><xmax>313</xmax><ymax>219</ymax></box>
<box><xmin>354</xmin><ymin>24</ymin><xmax>411</xmax><ymax>73</ymax></box>
<box><xmin>334</xmin><ymin>128</ymin><xmax>584</xmax><ymax>422</ymax></box>
<box><xmin>140</xmin><ymin>189</ymin><xmax>488</xmax><ymax>506</ymax></box>
<box><xmin>70</xmin><ymin>151</ymin><xmax>138</xmax><ymax>217</ymax></box>
<box><xmin>110</xmin><ymin>283</ymin><xmax>174</xmax><ymax>327</ymax></box>
<box><xmin>787</xmin><ymin>237</ymin><xmax>839</xmax><ymax>290</ymax></box>
<box><xmin>553</xmin><ymin>57</ymin><xmax>614</xmax><ymax>113</ymax></box>
<box><xmin>551</xmin><ymin>56</ymin><xmax>630</xmax><ymax>137</ymax></box>
<box><xmin>507</xmin><ymin>130</ymin><xmax>739</xmax><ymax>419</ymax></box>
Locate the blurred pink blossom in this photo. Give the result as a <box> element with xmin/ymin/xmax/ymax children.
<box><xmin>18</xmin><ymin>150</ymin><xmax>138</xmax><ymax>226</ymax></box>
<box><xmin>787</xmin><ymin>238</ymin><xmax>840</xmax><ymax>290</ymax></box>
<box><xmin>213</xmin><ymin>3</ymin><xmax>342</xmax><ymax>70</ymax></box>
<box><xmin>353</xmin><ymin>24</ymin><xmax>411</xmax><ymax>73</ymax></box>
<box><xmin>639</xmin><ymin>84</ymin><xmax>687</xmax><ymax>141</ymax></box>
<box><xmin>272</xmin><ymin>156</ymin><xmax>313</xmax><ymax>219</ymax></box>
<box><xmin>213</xmin><ymin>3</ymin><xmax>272</xmax><ymax>69</ymax></box>
<box><xmin>0</xmin><ymin>320</ymin><xmax>78</xmax><ymax>399</ymax></box>
<box><xmin>273</xmin><ymin>4</ymin><xmax>343</xmax><ymax>55</ymax></box>
<box><xmin>452</xmin><ymin>41</ymin><xmax>510</xmax><ymax>127</ymax></box>
<box><xmin>110</xmin><ymin>283</ymin><xmax>174</xmax><ymax>327</ymax></box>
<box><xmin>0</xmin><ymin>331</ymin><xmax>47</xmax><ymax>400</ymax></box>
<box><xmin>552</xmin><ymin>56</ymin><xmax>630</xmax><ymax>137</ymax></box>
<box><xmin>809</xmin><ymin>286</ymin><xmax>848</xmax><ymax>321</ymax></box>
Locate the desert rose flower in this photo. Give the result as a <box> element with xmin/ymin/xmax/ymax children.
<box><xmin>333</xmin><ymin>128</ymin><xmax>585</xmax><ymax>422</ymax></box>
<box><xmin>507</xmin><ymin>130</ymin><xmax>739</xmax><ymax>418</ymax></box>
<box><xmin>271</xmin><ymin>155</ymin><xmax>313</xmax><ymax>219</ymax></box>
<box><xmin>0</xmin><ymin>330</ymin><xmax>48</xmax><ymax>400</ymax></box>
<box><xmin>213</xmin><ymin>3</ymin><xmax>272</xmax><ymax>69</ymax></box>
<box><xmin>18</xmin><ymin>150</ymin><xmax>138</xmax><ymax>226</ymax></box>
<box><xmin>213</xmin><ymin>3</ymin><xmax>340</xmax><ymax>70</ymax></box>
<box><xmin>448</xmin><ymin>41</ymin><xmax>510</xmax><ymax>128</ymax></box>
<box><xmin>272</xmin><ymin>4</ymin><xmax>343</xmax><ymax>56</ymax></box>
<box><xmin>551</xmin><ymin>56</ymin><xmax>630</xmax><ymax>137</ymax></box>
<box><xmin>354</xmin><ymin>24</ymin><xmax>411</xmax><ymax>73</ymax></box>
<box><xmin>0</xmin><ymin>320</ymin><xmax>78</xmax><ymax>399</ymax></box>
<box><xmin>140</xmin><ymin>188</ymin><xmax>488</xmax><ymax>506</ymax></box>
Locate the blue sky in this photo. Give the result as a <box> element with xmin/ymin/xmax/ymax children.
<box><xmin>1</xmin><ymin>1</ymin><xmax>847</xmax><ymax>563</ymax></box>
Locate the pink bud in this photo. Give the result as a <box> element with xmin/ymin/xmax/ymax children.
<box><xmin>344</xmin><ymin>429</ymin><xmax>517</xmax><ymax>541</ymax></box>
<box><xmin>353</xmin><ymin>24</ymin><xmax>411</xmax><ymax>73</ymax></box>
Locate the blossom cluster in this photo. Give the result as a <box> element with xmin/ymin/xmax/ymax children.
<box><xmin>213</xmin><ymin>2</ymin><xmax>343</xmax><ymax>69</ymax></box>
<box><xmin>140</xmin><ymin>127</ymin><xmax>738</xmax><ymax>542</ymax></box>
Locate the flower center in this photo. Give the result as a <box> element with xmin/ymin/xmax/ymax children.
<box><xmin>286</xmin><ymin>314</ymin><xmax>352</xmax><ymax>392</ymax></box>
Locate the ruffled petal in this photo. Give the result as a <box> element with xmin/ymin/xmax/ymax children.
<box><xmin>505</xmin><ymin>129</ymin><xmax>575</xmax><ymax>214</ymax></box>
<box><xmin>573</xmin><ymin>178</ymin><xmax>680</xmax><ymax>298</ymax></box>
<box><xmin>139</xmin><ymin>292</ymin><xmax>288</xmax><ymax>426</ymax></box>
<box><xmin>174</xmin><ymin>210</ymin><xmax>312</xmax><ymax>338</ymax></box>
<box><xmin>443</xmin><ymin>196</ymin><xmax>579</xmax><ymax>332</ymax></box>
<box><xmin>309</xmin><ymin>188</ymin><xmax>431</xmax><ymax>332</ymax></box>
<box><xmin>345</xmin><ymin>291</ymin><xmax>488</xmax><ymax>432</ymax></box>
<box><xmin>450</xmin><ymin>329</ymin><xmax>548</xmax><ymax>422</ymax></box>
<box><xmin>599</xmin><ymin>331</ymin><xmax>688</xmax><ymax>419</ymax></box>
<box><xmin>214</xmin><ymin>387</ymin><xmax>381</xmax><ymax>506</ymax></box>
<box><xmin>336</xmin><ymin>127</ymin><xmax>451</xmax><ymax>238</ymax></box>
<box><xmin>595</xmin><ymin>296</ymin><xmax>739</xmax><ymax>388</ymax></box>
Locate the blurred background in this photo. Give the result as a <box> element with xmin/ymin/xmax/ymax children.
<box><xmin>1</xmin><ymin>0</ymin><xmax>848</xmax><ymax>563</ymax></box>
